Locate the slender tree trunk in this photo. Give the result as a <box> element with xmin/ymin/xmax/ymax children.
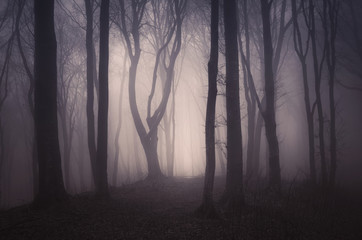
<box><xmin>260</xmin><ymin>0</ymin><xmax>281</xmax><ymax>192</ymax></box>
<box><xmin>60</xmin><ymin>112</ymin><xmax>71</xmax><ymax>190</ymax></box>
<box><xmin>310</xmin><ymin>0</ymin><xmax>327</xmax><ymax>186</ymax></box>
<box><xmin>96</xmin><ymin>0</ymin><xmax>110</xmax><ymax>196</ymax></box>
<box><xmin>34</xmin><ymin>0</ymin><xmax>67</xmax><ymax>205</ymax></box>
<box><xmin>85</xmin><ymin>0</ymin><xmax>98</xmax><ymax>188</ymax></box>
<box><xmin>303</xmin><ymin>61</ymin><xmax>316</xmax><ymax>184</ymax></box>
<box><xmin>238</xmin><ymin>0</ymin><xmax>257</xmax><ymax>179</ymax></box>
<box><xmin>93</xmin><ymin>45</ymin><xmax>99</xmax><ymax>100</ymax></box>
<box><xmin>253</xmin><ymin>108</ymin><xmax>263</xmax><ymax>175</ymax></box>
<box><xmin>221</xmin><ymin>0</ymin><xmax>244</xmax><ymax>209</ymax></box>
<box><xmin>171</xmin><ymin>82</ymin><xmax>176</xmax><ymax>176</ymax></box>
<box><xmin>323</xmin><ymin>0</ymin><xmax>338</xmax><ymax>188</ymax></box>
<box><xmin>113</xmin><ymin>54</ymin><xmax>127</xmax><ymax>186</ymax></box>
<box><xmin>15</xmin><ymin>0</ymin><xmax>39</xmax><ymax>196</ymax></box>
<box><xmin>291</xmin><ymin>0</ymin><xmax>316</xmax><ymax>184</ymax></box>
<box><xmin>196</xmin><ymin>0</ymin><xmax>219</xmax><ymax>218</ymax></box>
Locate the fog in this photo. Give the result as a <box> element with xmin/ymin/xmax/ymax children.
<box><xmin>1</xmin><ymin>0</ymin><xmax>362</xmax><ymax>210</ymax></box>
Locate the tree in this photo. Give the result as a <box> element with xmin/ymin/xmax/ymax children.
<box><xmin>113</xmin><ymin>51</ymin><xmax>127</xmax><ymax>186</ymax></box>
<box><xmin>309</xmin><ymin>0</ymin><xmax>327</xmax><ymax>186</ymax></box>
<box><xmin>322</xmin><ymin>0</ymin><xmax>339</xmax><ymax>188</ymax></box>
<box><xmin>15</xmin><ymin>0</ymin><xmax>38</xmax><ymax>196</ymax></box>
<box><xmin>84</xmin><ymin>0</ymin><xmax>98</xmax><ymax>189</ymax></box>
<box><xmin>96</xmin><ymin>0</ymin><xmax>110</xmax><ymax>196</ymax></box>
<box><xmin>55</xmin><ymin>14</ymin><xmax>84</xmax><ymax>191</ymax></box>
<box><xmin>196</xmin><ymin>0</ymin><xmax>218</xmax><ymax>218</ymax></box>
<box><xmin>237</xmin><ymin>0</ymin><xmax>257</xmax><ymax>179</ymax></box>
<box><xmin>115</xmin><ymin>0</ymin><xmax>187</xmax><ymax>179</ymax></box>
<box><xmin>260</xmin><ymin>0</ymin><xmax>281</xmax><ymax>191</ymax></box>
<box><xmin>291</xmin><ymin>0</ymin><xmax>316</xmax><ymax>184</ymax></box>
<box><xmin>238</xmin><ymin>0</ymin><xmax>292</xmax><ymax>182</ymax></box>
<box><xmin>33</xmin><ymin>0</ymin><xmax>67</xmax><ymax>204</ymax></box>
<box><xmin>221</xmin><ymin>0</ymin><xmax>244</xmax><ymax>210</ymax></box>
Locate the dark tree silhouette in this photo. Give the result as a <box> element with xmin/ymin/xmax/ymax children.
<box><xmin>96</xmin><ymin>0</ymin><xmax>110</xmax><ymax>196</ymax></box>
<box><xmin>309</xmin><ymin>0</ymin><xmax>327</xmax><ymax>186</ymax></box>
<box><xmin>322</xmin><ymin>0</ymin><xmax>339</xmax><ymax>188</ymax></box>
<box><xmin>291</xmin><ymin>0</ymin><xmax>316</xmax><ymax>184</ymax></box>
<box><xmin>115</xmin><ymin>0</ymin><xmax>186</xmax><ymax>179</ymax></box>
<box><xmin>260</xmin><ymin>0</ymin><xmax>281</xmax><ymax>191</ymax></box>
<box><xmin>221</xmin><ymin>0</ymin><xmax>244</xmax><ymax>210</ymax></box>
<box><xmin>116</xmin><ymin>0</ymin><xmax>161</xmax><ymax>178</ymax></box>
<box><xmin>33</xmin><ymin>0</ymin><xmax>67</xmax><ymax>204</ymax></box>
<box><xmin>84</xmin><ymin>0</ymin><xmax>98</xmax><ymax>189</ymax></box>
<box><xmin>196</xmin><ymin>0</ymin><xmax>218</xmax><ymax>218</ymax></box>
<box><xmin>113</xmin><ymin>52</ymin><xmax>127</xmax><ymax>186</ymax></box>
<box><xmin>237</xmin><ymin>0</ymin><xmax>257</xmax><ymax>179</ymax></box>
<box><xmin>15</xmin><ymin>0</ymin><xmax>38</xmax><ymax>196</ymax></box>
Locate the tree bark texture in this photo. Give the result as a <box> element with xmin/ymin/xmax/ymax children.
<box><xmin>34</xmin><ymin>0</ymin><xmax>67</xmax><ymax>204</ymax></box>
<box><xmin>222</xmin><ymin>0</ymin><xmax>244</xmax><ymax>208</ymax></box>
<box><xmin>96</xmin><ymin>0</ymin><xmax>110</xmax><ymax>196</ymax></box>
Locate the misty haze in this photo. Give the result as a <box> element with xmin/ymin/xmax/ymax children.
<box><xmin>0</xmin><ymin>0</ymin><xmax>361</xmax><ymax>239</ymax></box>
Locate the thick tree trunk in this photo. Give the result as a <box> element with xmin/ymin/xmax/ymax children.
<box><xmin>143</xmin><ymin>126</ymin><xmax>163</xmax><ymax>179</ymax></box>
<box><xmin>221</xmin><ymin>0</ymin><xmax>244</xmax><ymax>210</ymax></box>
<box><xmin>33</xmin><ymin>0</ymin><xmax>67</xmax><ymax>205</ymax></box>
<box><xmin>96</xmin><ymin>0</ymin><xmax>110</xmax><ymax>196</ymax></box>
<box><xmin>128</xmin><ymin>59</ymin><xmax>163</xmax><ymax>178</ymax></box>
<box><xmin>260</xmin><ymin>0</ymin><xmax>281</xmax><ymax>192</ymax></box>
<box><xmin>84</xmin><ymin>0</ymin><xmax>98</xmax><ymax>188</ymax></box>
<box><xmin>196</xmin><ymin>0</ymin><xmax>219</xmax><ymax>219</ymax></box>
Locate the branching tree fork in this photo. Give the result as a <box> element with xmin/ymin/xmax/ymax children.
<box><xmin>115</xmin><ymin>0</ymin><xmax>187</xmax><ymax>179</ymax></box>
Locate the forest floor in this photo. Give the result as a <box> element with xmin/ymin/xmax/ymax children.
<box><xmin>0</xmin><ymin>176</ymin><xmax>361</xmax><ymax>240</ymax></box>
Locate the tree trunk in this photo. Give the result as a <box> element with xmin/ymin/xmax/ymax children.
<box><xmin>96</xmin><ymin>0</ymin><xmax>110</xmax><ymax>196</ymax></box>
<box><xmin>221</xmin><ymin>0</ymin><xmax>244</xmax><ymax>210</ymax></box>
<box><xmin>323</xmin><ymin>0</ymin><xmax>338</xmax><ymax>188</ymax></box>
<box><xmin>309</xmin><ymin>0</ymin><xmax>327</xmax><ymax>186</ymax></box>
<box><xmin>291</xmin><ymin>0</ymin><xmax>316</xmax><ymax>184</ymax></box>
<box><xmin>84</xmin><ymin>0</ymin><xmax>98</xmax><ymax>189</ymax></box>
<box><xmin>33</xmin><ymin>0</ymin><xmax>67</xmax><ymax>205</ymax></box>
<box><xmin>196</xmin><ymin>0</ymin><xmax>219</xmax><ymax>219</ymax></box>
<box><xmin>260</xmin><ymin>0</ymin><xmax>281</xmax><ymax>192</ymax></box>
<box><xmin>253</xmin><ymin>107</ymin><xmax>263</xmax><ymax>176</ymax></box>
<box><xmin>60</xmin><ymin>112</ymin><xmax>71</xmax><ymax>190</ymax></box>
<box><xmin>112</xmin><ymin>53</ymin><xmax>127</xmax><ymax>186</ymax></box>
<box><xmin>163</xmin><ymin>113</ymin><xmax>173</xmax><ymax>176</ymax></box>
<box><xmin>238</xmin><ymin>0</ymin><xmax>257</xmax><ymax>179</ymax></box>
